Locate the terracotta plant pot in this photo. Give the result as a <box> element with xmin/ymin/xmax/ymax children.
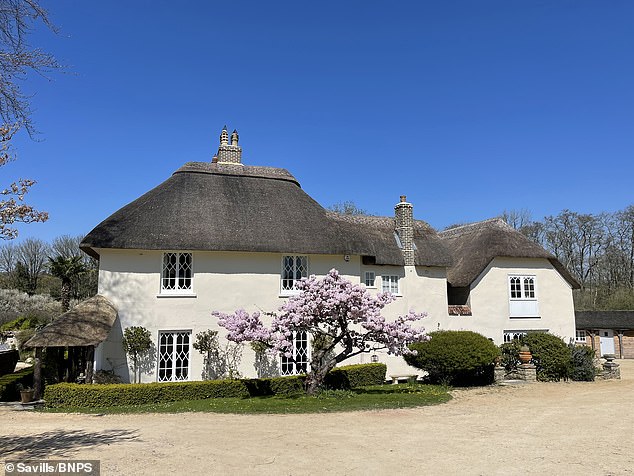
<box><xmin>518</xmin><ymin>345</ymin><xmax>532</xmax><ymax>364</ymax></box>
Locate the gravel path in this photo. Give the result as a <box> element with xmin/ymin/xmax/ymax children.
<box><xmin>2</xmin><ymin>361</ymin><xmax>633</xmax><ymax>475</ymax></box>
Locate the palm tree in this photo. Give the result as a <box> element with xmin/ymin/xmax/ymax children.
<box><xmin>48</xmin><ymin>255</ymin><xmax>86</xmax><ymax>313</ymax></box>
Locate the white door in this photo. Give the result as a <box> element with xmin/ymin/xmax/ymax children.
<box><xmin>599</xmin><ymin>329</ymin><xmax>615</xmax><ymax>356</ymax></box>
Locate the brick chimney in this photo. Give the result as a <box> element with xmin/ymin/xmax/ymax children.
<box><xmin>394</xmin><ymin>195</ymin><xmax>415</xmax><ymax>266</ymax></box>
<box><xmin>212</xmin><ymin>125</ymin><xmax>242</xmax><ymax>165</ymax></box>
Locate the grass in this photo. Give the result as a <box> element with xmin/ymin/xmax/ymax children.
<box><xmin>40</xmin><ymin>384</ymin><xmax>451</xmax><ymax>414</ymax></box>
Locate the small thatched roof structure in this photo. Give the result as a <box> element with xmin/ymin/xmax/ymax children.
<box><xmin>439</xmin><ymin>218</ymin><xmax>580</xmax><ymax>288</ymax></box>
<box><xmin>80</xmin><ymin>161</ymin><xmax>452</xmax><ymax>267</ymax></box>
<box><xmin>25</xmin><ymin>295</ymin><xmax>117</xmax><ymax>348</ymax></box>
<box><xmin>576</xmin><ymin>310</ymin><xmax>634</xmax><ymax>329</ymax></box>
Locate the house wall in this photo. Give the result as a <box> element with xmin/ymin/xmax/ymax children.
<box><xmin>446</xmin><ymin>257</ymin><xmax>576</xmax><ymax>345</ymax></box>
<box><xmin>95</xmin><ymin>249</ymin><xmax>447</xmax><ymax>382</ymax></box>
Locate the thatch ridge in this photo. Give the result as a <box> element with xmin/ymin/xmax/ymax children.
<box><xmin>25</xmin><ymin>295</ymin><xmax>118</xmax><ymax>348</ymax></box>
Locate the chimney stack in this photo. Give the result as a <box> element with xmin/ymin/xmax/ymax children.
<box><xmin>394</xmin><ymin>195</ymin><xmax>415</xmax><ymax>266</ymax></box>
<box><xmin>214</xmin><ymin>125</ymin><xmax>243</xmax><ymax>165</ymax></box>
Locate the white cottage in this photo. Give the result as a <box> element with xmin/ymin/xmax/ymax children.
<box><xmin>79</xmin><ymin>127</ymin><xmax>579</xmax><ymax>383</ymax></box>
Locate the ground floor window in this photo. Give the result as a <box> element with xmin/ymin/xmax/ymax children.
<box><xmin>158</xmin><ymin>330</ymin><xmax>191</xmax><ymax>382</ymax></box>
<box><xmin>575</xmin><ymin>330</ymin><xmax>587</xmax><ymax>343</ymax></box>
<box><xmin>503</xmin><ymin>331</ymin><xmax>528</xmax><ymax>343</ymax></box>
<box><xmin>280</xmin><ymin>331</ymin><xmax>309</xmax><ymax>376</ymax></box>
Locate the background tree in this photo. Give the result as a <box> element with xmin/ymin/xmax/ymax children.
<box><xmin>122</xmin><ymin>326</ymin><xmax>152</xmax><ymax>384</ymax></box>
<box><xmin>0</xmin><ymin>0</ymin><xmax>63</xmax><ymax>239</ymax></box>
<box><xmin>48</xmin><ymin>255</ymin><xmax>86</xmax><ymax>312</ymax></box>
<box><xmin>15</xmin><ymin>237</ymin><xmax>47</xmax><ymax>294</ymax></box>
<box><xmin>328</xmin><ymin>200</ymin><xmax>369</xmax><ymax>216</ymax></box>
<box><xmin>215</xmin><ymin>269</ymin><xmax>428</xmax><ymax>395</ymax></box>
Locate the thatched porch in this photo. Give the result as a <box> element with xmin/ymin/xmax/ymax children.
<box><xmin>25</xmin><ymin>295</ymin><xmax>118</xmax><ymax>399</ymax></box>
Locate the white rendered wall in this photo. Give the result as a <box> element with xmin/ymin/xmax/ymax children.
<box><xmin>96</xmin><ymin>248</ymin><xmax>449</xmax><ymax>382</ymax></box>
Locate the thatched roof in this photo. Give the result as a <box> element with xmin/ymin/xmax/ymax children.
<box><xmin>439</xmin><ymin>218</ymin><xmax>580</xmax><ymax>288</ymax></box>
<box><xmin>25</xmin><ymin>295</ymin><xmax>117</xmax><ymax>348</ymax></box>
<box><xmin>576</xmin><ymin>310</ymin><xmax>634</xmax><ymax>329</ymax></box>
<box><xmin>81</xmin><ymin>162</ymin><xmax>452</xmax><ymax>267</ymax></box>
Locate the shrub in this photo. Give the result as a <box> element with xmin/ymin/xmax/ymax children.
<box><xmin>0</xmin><ymin>367</ymin><xmax>34</xmax><ymax>401</ymax></box>
<box><xmin>520</xmin><ymin>333</ymin><xmax>571</xmax><ymax>382</ymax></box>
<box><xmin>325</xmin><ymin>363</ymin><xmax>387</xmax><ymax>389</ymax></box>
<box><xmin>405</xmin><ymin>330</ymin><xmax>500</xmax><ymax>386</ymax></box>
<box><xmin>570</xmin><ymin>344</ymin><xmax>596</xmax><ymax>382</ymax></box>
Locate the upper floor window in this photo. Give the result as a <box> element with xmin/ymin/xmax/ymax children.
<box><xmin>281</xmin><ymin>255</ymin><xmax>308</xmax><ymax>293</ymax></box>
<box><xmin>162</xmin><ymin>252</ymin><xmax>193</xmax><ymax>293</ymax></box>
<box><xmin>364</xmin><ymin>271</ymin><xmax>376</xmax><ymax>287</ymax></box>
<box><xmin>382</xmin><ymin>275</ymin><xmax>399</xmax><ymax>294</ymax></box>
<box><xmin>509</xmin><ymin>275</ymin><xmax>538</xmax><ymax>317</ymax></box>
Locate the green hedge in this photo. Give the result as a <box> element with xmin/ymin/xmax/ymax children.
<box><xmin>45</xmin><ymin>379</ymin><xmax>249</xmax><ymax>408</ymax></box>
<box><xmin>0</xmin><ymin>368</ymin><xmax>34</xmax><ymax>401</ymax></box>
<box><xmin>325</xmin><ymin>363</ymin><xmax>387</xmax><ymax>389</ymax></box>
<box><xmin>44</xmin><ymin>363</ymin><xmax>388</xmax><ymax>408</ymax></box>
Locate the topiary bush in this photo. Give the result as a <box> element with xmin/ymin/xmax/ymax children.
<box><xmin>520</xmin><ymin>333</ymin><xmax>571</xmax><ymax>382</ymax></box>
<box><xmin>405</xmin><ymin>330</ymin><xmax>500</xmax><ymax>386</ymax></box>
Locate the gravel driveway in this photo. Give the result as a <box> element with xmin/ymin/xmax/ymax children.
<box><xmin>2</xmin><ymin>361</ymin><xmax>633</xmax><ymax>475</ymax></box>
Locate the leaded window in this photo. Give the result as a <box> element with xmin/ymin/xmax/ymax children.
<box><xmin>162</xmin><ymin>252</ymin><xmax>193</xmax><ymax>293</ymax></box>
<box><xmin>281</xmin><ymin>255</ymin><xmax>308</xmax><ymax>292</ymax></box>
<box><xmin>158</xmin><ymin>331</ymin><xmax>191</xmax><ymax>382</ymax></box>
<box><xmin>280</xmin><ymin>331</ymin><xmax>309</xmax><ymax>376</ymax></box>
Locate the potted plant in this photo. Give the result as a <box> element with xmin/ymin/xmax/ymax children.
<box><xmin>17</xmin><ymin>383</ymin><xmax>35</xmax><ymax>403</ymax></box>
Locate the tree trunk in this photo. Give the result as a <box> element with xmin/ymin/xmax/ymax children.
<box><xmin>60</xmin><ymin>278</ymin><xmax>71</xmax><ymax>313</ymax></box>
<box><xmin>305</xmin><ymin>352</ymin><xmax>337</xmax><ymax>396</ymax></box>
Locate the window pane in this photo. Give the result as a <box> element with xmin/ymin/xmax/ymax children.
<box><xmin>365</xmin><ymin>272</ymin><xmax>375</xmax><ymax>287</ymax></box>
<box><xmin>523</xmin><ymin>277</ymin><xmax>535</xmax><ymax>298</ymax></box>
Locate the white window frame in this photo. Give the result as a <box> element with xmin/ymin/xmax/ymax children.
<box><xmin>503</xmin><ymin>331</ymin><xmax>528</xmax><ymax>343</ymax></box>
<box><xmin>157</xmin><ymin>330</ymin><xmax>192</xmax><ymax>382</ymax></box>
<box><xmin>508</xmin><ymin>275</ymin><xmax>538</xmax><ymax>317</ymax></box>
<box><xmin>280</xmin><ymin>255</ymin><xmax>308</xmax><ymax>295</ymax></box>
<box><xmin>364</xmin><ymin>271</ymin><xmax>376</xmax><ymax>288</ymax></box>
<box><xmin>160</xmin><ymin>252</ymin><xmax>194</xmax><ymax>295</ymax></box>
<box><xmin>575</xmin><ymin>330</ymin><xmax>587</xmax><ymax>343</ymax></box>
<box><xmin>381</xmin><ymin>275</ymin><xmax>400</xmax><ymax>295</ymax></box>
<box><xmin>280</xmin><ymin>330</ymin><xmax>310</xmax><ymax>376</ymax></box>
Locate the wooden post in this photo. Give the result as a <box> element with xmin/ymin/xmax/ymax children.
<box><xmin>86</xmin><ymin>346</ymin><xmax>95</xmax><ymax>384</ymax></box>
<box><xmin>617</xmin><ymin>331</ymin><xmax>624</xmax><ymax>359</ymax></box>
<box><xmin>33</xmin><ymin>347</ymin><xmax>43</xmax><ymax>400</ymax></box>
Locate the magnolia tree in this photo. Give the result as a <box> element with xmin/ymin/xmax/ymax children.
<box><xmin>214</xmin><ymin>269</ymin><xmax>429</xmax><ymax>394</ymax></box>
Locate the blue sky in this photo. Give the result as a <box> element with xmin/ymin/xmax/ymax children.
<box><xmin>7</xmin><ymin>1</ymin><xmax>634</xmax><ymax>243</ymax></box>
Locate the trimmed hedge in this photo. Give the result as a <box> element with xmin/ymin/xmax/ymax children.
<box><xmin>0</xmin><ymin>367</ymin><xmax>34</xmax><ymax>401</ymax></box>
<box><xmin>325</xmin><ymin>363</ymin><xmax>387</xmax><ymax>389</ymax></box>
<box><xmin>44</xmin><ymin>363</ymin><xmax>388</xmax><ymax>408</ymax></box>
<box><xmin>45</xmin><ymin>379</ymin><xmax>249</xmax><ymax>408</ymax></box>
